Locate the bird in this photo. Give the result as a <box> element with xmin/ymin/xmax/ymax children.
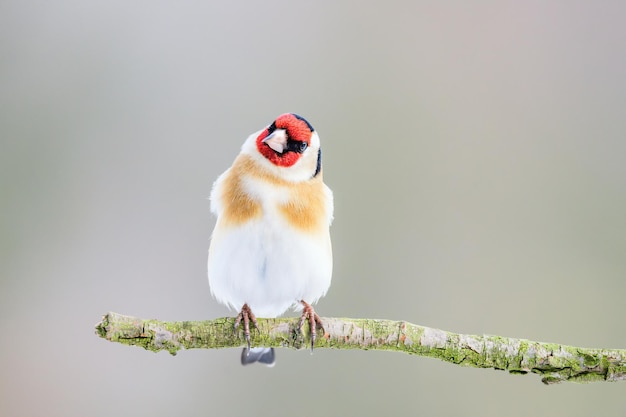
<box><xmin>207</xmin><ymin>113</ymin><xmax>333</xmax><ymax>366</ymax></box>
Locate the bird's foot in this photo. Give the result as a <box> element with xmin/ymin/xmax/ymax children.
<box><xmin>298</xmin><ymin>300</ymin><xmax>324</xmax><ymax>352</ymax></box>
<box><xmin>234</xmin><ymin>303</ymin><xmax>259</xmax><ymax>349</ymax></box>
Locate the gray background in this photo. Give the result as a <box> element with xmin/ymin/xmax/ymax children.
<box><xmin>2</xmin><ymin>1</ymin><xmax>626</xmax><ymax>416</ymax></box>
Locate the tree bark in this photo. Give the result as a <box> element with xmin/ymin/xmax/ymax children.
<box><xmin>95</xmin><ymin>311</ymin><xmax>626</xmax><ymax>384</ymax></box>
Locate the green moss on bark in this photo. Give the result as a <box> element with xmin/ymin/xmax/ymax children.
<box><xmin>96</xmin><ymin>312</ymin><xmax>626</xmax><ymax>384</ymax></box>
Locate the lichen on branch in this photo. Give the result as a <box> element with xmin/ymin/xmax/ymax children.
<box><xmin>95</xmin><ymin>311</ymin><xmax>626</xmax><ymax>384</ymax></box>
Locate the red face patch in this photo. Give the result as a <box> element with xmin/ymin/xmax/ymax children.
<box><xmin>256</xmin><ymin>113</ymin><xmax>314</xmax><ymax>167</ymax></box>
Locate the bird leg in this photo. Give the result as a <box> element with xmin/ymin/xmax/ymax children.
<box><xmin>298</xmin><ymin>300</ymin><xmax>324</xmax><ymax>352</ymax></box>
<box><xmin>234</xmin><ymin>303</ymin><xmax>259</xmax><ymax>349</ymax></box>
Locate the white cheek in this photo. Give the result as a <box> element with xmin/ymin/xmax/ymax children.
<box><xmin>310</xmin><ymin>131</ymin><xmax>320</xmax><ymax>148</ymax></box>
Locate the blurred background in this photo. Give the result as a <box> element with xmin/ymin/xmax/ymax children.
<box><xmin>2</xmin><ymin>1</ymin><xmax>626</xmax><ymax>416</ymax></box>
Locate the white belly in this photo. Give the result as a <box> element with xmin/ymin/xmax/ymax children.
<box><xmin>208</xmin><ymin>219</ymin><xmax>332</xmax><ymax>318</ymax></box>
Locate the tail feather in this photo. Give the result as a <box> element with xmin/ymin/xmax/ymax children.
<box><xmin>241</xmin><ymin>347</ymin><xmax>276</xmax><ymax>367</ymax></box>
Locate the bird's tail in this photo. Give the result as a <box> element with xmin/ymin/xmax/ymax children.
<box><xmin>241</xmin><ymin>347</ymin><xmax>276</xmax><ymax>366</ymax></box>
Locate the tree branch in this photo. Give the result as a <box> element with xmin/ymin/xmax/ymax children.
<box><xmin>95</xmin><ymin>311</ymin><xmax>626</xmax><ymax>384</ymax></box>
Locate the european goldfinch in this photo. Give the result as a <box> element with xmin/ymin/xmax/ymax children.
<box><xmin>208</xmin><ymin>113</ymin><xmax>333</xmax><ymax>366</ymax></box>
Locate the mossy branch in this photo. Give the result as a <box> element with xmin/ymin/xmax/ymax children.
<box><xmin>95</xmin><ymin>311</ymin><xmax>626</xmax><ymax>384</ymax></box>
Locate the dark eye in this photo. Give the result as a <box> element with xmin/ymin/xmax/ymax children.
<box><xmin>299</xmin><ymin>142</ymin><xmax>308</xmax><ymax>153</ymax></box>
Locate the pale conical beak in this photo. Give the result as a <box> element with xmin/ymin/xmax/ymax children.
<box><xmin>262</xmin><ymin>129</ymin><xmax>287</xmax><ymax>154</ymax></box>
